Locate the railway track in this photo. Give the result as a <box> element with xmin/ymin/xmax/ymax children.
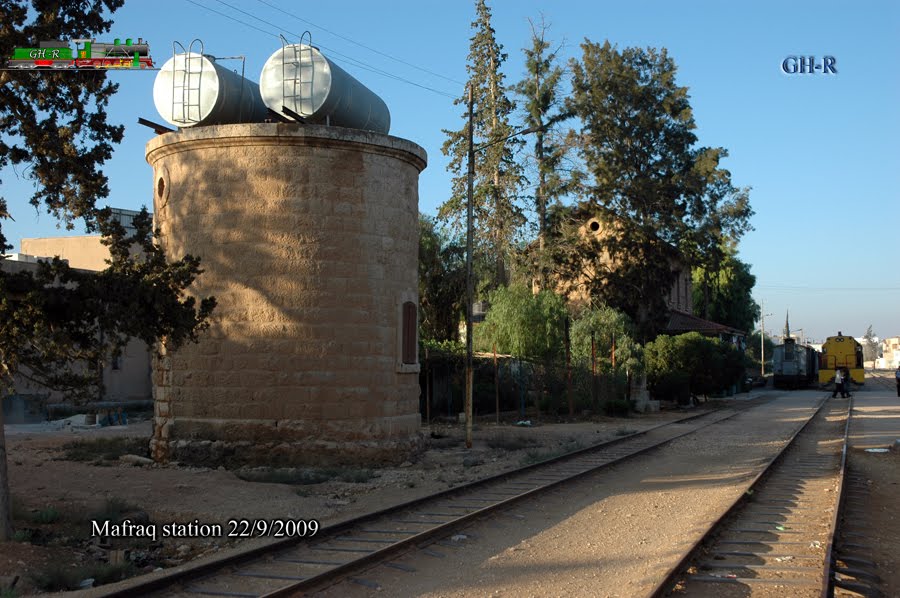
<box><xmin>863</xmin><ymin>370</ymin><xmax>895</xmax><ymax>393</ymax></box>
<box><xmin>650</xmin><ymin>396</ymin><xmax>852</xmax><ymax>598</ymax></box>
<box><xmin>94</xmin><ymin>397</ymin><xmax>774</xmax><ymax>597</ymax></box>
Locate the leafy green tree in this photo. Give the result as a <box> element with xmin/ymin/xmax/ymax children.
<box><xmin>474</xmin><ymin>284</ymin><xmax>567</xmax><ymax>362</ymax></box>
<box><xmin>418</xmin><ymin>215</ymin><xmax>466</xmax><ymax>343</ymax></box>
<box><xmin>863</xmin><ymin>325</ymin><xmax>879</xmax><ymax>363</ymax></box>
<box><xmin>746</xmin><ymin>330</ymin><xmax>776</xmax><ymax>371</ymax></box>
<box><xmin>561</xmin><ymin>41</ymin><xmax>753</xmax><ymax>341</ymax></box>
<box><xmin>644</xmin><ymin>332</ymin><xmax>744</xmax><ymax>402</ymax></box>
<box><xmin>514</xmin><ymin>18</ymin><xmax>572</xmax><ymax>291</ymax></box>
<box><xmin>569</xmin><ymin>305</ymin><xmax>641</xmax><ymax>408</ymax></box>
<box><xmin>683</xmin><ymin>153</ymin><xmax>753</xmax><ymax>318</ymax></box>
<box><xmin>439</xmin><ymin>0</ymin><xmax>524</xmax><ymax>291</ymax></box>
<box><xmin>569</xmin><ymin>304</ymin><xmax>640</xmax><ymax>374</ymax></box>
<box><xmin>0</xmin><ymin>1</ymin><xmax>214</xmax><ymax>541</ymax></box>
<box><xmin>692</xmin><ymin>245</ymin><xmax>759</xmax><ymax>332</ymax></box>
<box><xmin>474</xmin><ymin>284</ymin><xmax>568</xmax><ymax>413</ymax></box>
<box><xmin>0</xmin><ymin>0</ymin><xmax>125</xmax><ymax>242</ymax></box>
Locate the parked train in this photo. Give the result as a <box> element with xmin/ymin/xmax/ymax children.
<box><xmin>7</xmin><ymin>38</ymin><xmax>153</xmax><ymax>69</ymax></box>
<box><xmin>773</xmin><ymin>337</ymin><xmax>820</xmax><ymax>389</ymax></box>
<box><xmin>818</xmin><ymin>332</ymin><xmax>864</xmax><ymax>386</ymax></box>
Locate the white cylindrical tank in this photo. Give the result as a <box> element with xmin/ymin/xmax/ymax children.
<box><xmin>153</xmin><ymin>53</ymin><xmax>269</xmax><ymax>128</ymax></box>
<box><xmin>259</xmin><ymin>44</ymin><xmax>391</xmax><ymax>134</ymax></box>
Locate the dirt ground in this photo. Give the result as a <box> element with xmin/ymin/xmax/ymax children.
<box><xmin>0</xmin><ymin>408</ymin><xmax>688</xmax><ymax>595</ymax></box>
<box><xmin>3</xmin><ymin>400</ymin><xmax>898</xmax><ymax>597</ymax></box>
<box><xmin>843</xmin><ymin>449</ymin><xmax>900</xmax><ymax>597</ymax></box>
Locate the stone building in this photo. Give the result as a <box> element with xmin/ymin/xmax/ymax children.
<box><xmin>559</xmin><ymin>212</ymin><xmax>695</xmax><ymax>317</ymax></box>
<box><xmin>146</xmin><ymin>123</ymin><xmax>426</xmax><ymax>466</ymax></box>
<box><xmin>879</xmin><ymin>337</ymin><xmax>900</xmax><ymax>369</ymax></box>
<box><xmin>1</xmin><ymin>243</ymin><xmax>152</xmax><ymax>421</ymax></box>
<box><xmin>555</xmin><ymin>209</ymin><xmax>746</xmax><ymax>345</ymax></box>
<box><xmin>21</xmin><ymin>207</ymin><xmax>147</xmax><ymax>271</ymax></box>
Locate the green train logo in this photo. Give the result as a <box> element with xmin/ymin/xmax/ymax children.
<box><xmin>6</xmin><ymin>38</ymin><xmax>153</xmax><ymax>70</ymax></box>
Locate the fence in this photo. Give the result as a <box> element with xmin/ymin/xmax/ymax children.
<box><xmin>419</xmin><ymin>348</ymin><xmax>631</xmax><ymax>422</ymax></box>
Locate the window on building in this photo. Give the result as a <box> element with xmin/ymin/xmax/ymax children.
<box><xmin>402</xmin><ymin>301</ymin><xmax>417</xmax><ymax>365</ymax></box>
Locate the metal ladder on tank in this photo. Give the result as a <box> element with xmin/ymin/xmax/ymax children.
<box><xmin>280</xmin><ymin>32</ymin><xmax>314</xmax><ymax>119</ymax></box>
<box><xmin>171</xmin><ymin>39</ymin><xmax>204</xmax><ymax>126</ymax></box>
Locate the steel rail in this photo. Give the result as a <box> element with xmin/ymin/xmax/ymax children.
<box><xmin>647</xmin><ymin>396</ymin><xmax>850</xmax><ymax>598</ymax></box>
<box><xmin>646</xmin><ymin>395</ymin><xmax>832</xmax><ymax>597</ymax></box>
<box><xmin>262</xmin><ymin>399</ymin><xmax>768</xmax><ymax>597</ymax></box>
<box><xmin>95</xmin><ymin>397</ymin><xmax>773</xmax><ymax>597</ymax></box>
<box><xmin>95</xmin><ymin>405</ymin><xmax>720</xmax><ymax>597</ymax></box>
<box><xmin>820</xmin><ymin>395</ymin><xmax>853</xmax><ymax>597</ymax></box>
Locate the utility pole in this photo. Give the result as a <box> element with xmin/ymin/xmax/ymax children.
<box><xmin>465</xmin><ymin>84</ymin><xmax>475</xmax><ymax>449</ymax></box>
<box><xmin>760</xmin><ymin>301</ymin><xmax>773</xmax><ymax>377</ymax></box>
<box><xmin>462</xmin><ymin>85</ymin><xmax>541</xmax><ymax>449</ymax></box>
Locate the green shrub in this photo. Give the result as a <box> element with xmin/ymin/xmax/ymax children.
<box><xmin>85</xmin><ymin>562</ymin><xmax>136</xmax><ymax>585</ymax></box>
<box><xmin>13</xmin><ymin>528</ymin><xmax>34</xmax><ymax>542</ymax></box>
<box><xmin>62</xmin><ymin>437</ymin><xmax>148</xmax><ymax>462</ymax></box>
<box><xmin>30</xmin><ymin>507</ymin><xmax>60</xmax><ymax>524</ymax></box>
<box><xmin>236</xmin><ymin>467</ymin><xmax>375</xmax><ymax>485</ymax></box>
<box><xmin>29</xmin><ymin>561</ymin><xmax>135</xmax><ymax>592</ymax></box>
<box><xmin>487</xmin><ymin>433</ymin><xmax>539</xmax><ymax>451</ymax></box>
<box><xmin>645</xmin><ymin>332</ymin><xmax>745</xmax><ymax>402</ymax></box>
<box><xmin>603</xmin><ymin>399</ymin><xmax>632</xmax><ymax>417</ymax></box>
<box><xmin>29</xmin><ymin>564</ymin><xmax>82</xmax><ymax>592</ymax></box>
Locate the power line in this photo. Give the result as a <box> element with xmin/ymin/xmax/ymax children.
<box><xmin>758</xmin><ymin>285</ymin><xmax>900</xmax><ymax>291</ymax></box>
<box><xmin>183</xmin><ymin>0</ymin><xmax>279</xmax><ymax>40</ymax></box>
<box><xmin>253</xmin><ymin>0</ymin><xmax>465</xmax><ymax>86</ymax></box>
<box><xmin>185</xmin><ymin>0</ymin><xmax>457</xmax><ymax>98</ymax></box>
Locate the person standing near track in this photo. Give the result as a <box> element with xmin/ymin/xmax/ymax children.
<box><xmin>832</xmin><ymin>367</ymin><xmax>844</xmax><ymax>398</ymax></box>
<box><xmin>895</xmin><ymin>365</ymin><xmax>900</xmax><ymax>397</ymax></box>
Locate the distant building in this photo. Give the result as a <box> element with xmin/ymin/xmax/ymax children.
<box><xmin>1</xmin><ymin>208</ymin><xmax>152</xmax><ymax>418</ymax></box>
<box><xmin>554</xmin><ymin>209</ymin><xmax>745</xmax><ymax>346</ymax></box>
<box><xmin>879</xmin><ymin>337</ymin><xmax>900</xmax><ymax>369</ymax></box>
<box><xmin>20</xmin><ymin>207</ymin><xmax>147</xmax><ymax>271</ymax></box>
<box><xmin>665</xmin><ymin>309</ymin><xmax>747</xmax><ymax>350</ymax></box>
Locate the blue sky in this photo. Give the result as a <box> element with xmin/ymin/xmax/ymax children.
<box><xmin>3</xmin><ymin>0</ymin><xmax>898</xmax><ymax>343</ymax></box>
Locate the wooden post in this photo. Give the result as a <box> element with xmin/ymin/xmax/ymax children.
<box><xmin>425</xmin><ymin>347</ymin><xmax>430</xmax><ymax>426</ymax></box>
<box><xmin>493</xmin><ymin>343</ymin><xmax>499</xmax><ymax>424</ymax></box>
<box><xmin>565</xmin><ymin>317</ymin><xmax>573</xmax><ymax>416</ymax></box>
<box><xmin>611</xmin><ymin>333</ymin><xmax>616</xmax><ymax>369</ymax></box>
<box><xmin>591</xmin><ymin>331</ymin><xmax>597</xmax><ymax>409</ymax></box>
<box><xmin>0</xmin><ymin>401</ymin><xmax>11</xmax><ymax>540</ymax></box>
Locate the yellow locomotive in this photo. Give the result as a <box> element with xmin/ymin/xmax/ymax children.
<box><xmin>818</xmin><ymin>332</ymin><xmax>864</xmax><ymax>385</ymax></box>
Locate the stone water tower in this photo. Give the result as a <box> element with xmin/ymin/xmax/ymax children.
<box><xmin>146</xmin><ymin>123</ymin><xmax>426</xmax><ymax>465</ymax></box>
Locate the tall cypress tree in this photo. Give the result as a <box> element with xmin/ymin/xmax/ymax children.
<box><xmin>515</xmin><ymin>18</ymin><xmax>572</xmax><ymax>291</ymax></box>
<box><xmin>439</xmin><ymin>0</ymin><xmax>523</xmax><ymax>291</ymax></box>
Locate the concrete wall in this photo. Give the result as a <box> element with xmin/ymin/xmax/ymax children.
<box><xmin>145</xmin><ymin>123</ymin><xmax>427</xmax><ymax>466</ymax></box>
<box><xmin>21</xmin><ymin>236</ymin><xmax>110</xmax><ymax>271</ymax></box>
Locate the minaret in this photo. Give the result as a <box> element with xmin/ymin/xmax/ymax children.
<box><xmin>783</xmin><ymin>311</ymin><xmax>791</xmax><ymax>341</ymax></box>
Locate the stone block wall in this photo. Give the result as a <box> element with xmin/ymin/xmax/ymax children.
<box><xmin>145</xmin><ymin>123</ymin><xmax>427</xmax><ymax>466</ymax></box>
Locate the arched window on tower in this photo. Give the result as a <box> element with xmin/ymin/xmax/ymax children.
<box><xmin>402</xmin><ymin>301</ymin><xmax>417</xmax><ymax>365</ymax></box>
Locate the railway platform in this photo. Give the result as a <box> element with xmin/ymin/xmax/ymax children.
<box><xmin>847</xmin><ymin>375</ymin><xmax>900</xmax><ymax>449</ymax></box>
